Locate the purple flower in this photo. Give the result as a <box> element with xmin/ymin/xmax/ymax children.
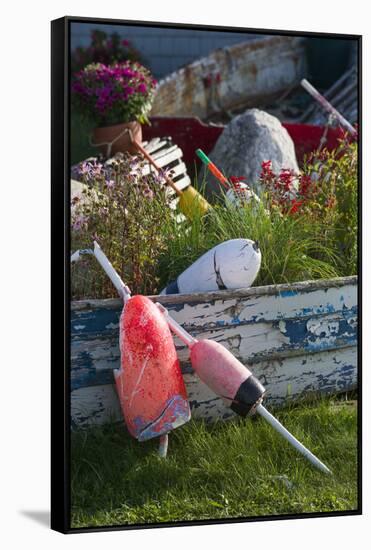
<box><xmin>90</xmin><ymin>160</ymin><xmax>103</xmax><ymax>177</ymax></box>
<box><xmin>71</xmin><ymin>61</ymin><xmax>156</xmax><ymax>123</ymax></box>
<box><xmin>106</xmin><ymin>179</ymin><xmax>115</xmax><ymax>189</ymax></box>
<box><xmin>72</xmin><ymin>215</ymin><xmax>89</xmax><ymax>231</ymax></box>
<box><xmin>123</xmin><ymin>85</ymin><xmax>134</xmax><ymax>97</ymax></box>
<box><xmin>79</xmin><ymin>161</ymin><xmax>90</xmax><ymax>175</ymax></box>
<box><xmin>143</xmin><ymin>186</ymin><xmax>154</xmax><ymax>200</ymax></box>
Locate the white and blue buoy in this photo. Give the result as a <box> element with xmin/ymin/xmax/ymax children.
<box><xmin>161</xmin><ymin>238</ymin><xmax>261</xmax><ymax>295</ymax></box>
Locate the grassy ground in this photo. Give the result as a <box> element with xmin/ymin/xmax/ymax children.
<box><xmin>70</xmin><ymin>398</ymin><xmax>358</xmax><ymax>529</ymax></box>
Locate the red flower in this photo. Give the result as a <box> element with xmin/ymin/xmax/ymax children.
<box><xmin>230</xmin><ymin>176</ymin><xmax>247</xmax><ymax>184</ymax></box>
<box><xmin>279</xmin><ymin>169</ymin><xmax>294</xmax><ymax>192</ymax></box>
<box><xmin>288</xmin><ymin>199</ymin><xmax>303</xmax><ymax>215</ymax></box>
<box><xmin>261</xmin><ymin>160</ymin><xmax>273</xmax><ymax>176</ymax></box>
<box><xmin>298</xmin><ymin>174</ymin><xmax>312</xmax><ymax>197</ymax></box>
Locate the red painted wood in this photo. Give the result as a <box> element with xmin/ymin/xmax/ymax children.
<box><xmin>143</xmin><ymin>117</ymin><xmax>346</xmax><ymax>174</ymax></box>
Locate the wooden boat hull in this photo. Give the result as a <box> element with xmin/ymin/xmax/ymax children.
<box><xmin>71</xmin><ymin>276</ymin><xmax>357</xmax><ymax>428</ymax></box>
<box><xmin>150</xmin><ymin>36</ymin><xmax>307</xmax><ymax>119</ymax></box>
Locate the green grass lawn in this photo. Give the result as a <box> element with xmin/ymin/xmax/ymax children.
<box><xmin>70</xmin><ymin>398</ymin><xmax>358</xmax><ymax>529</ymax></box>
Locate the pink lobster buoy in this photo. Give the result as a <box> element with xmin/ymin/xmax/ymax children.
<box><xmin>190</xmin><ymin>339</ymin><xmax>265</xmax><ymax>416</ymax></box>
<box><xmin>158</xmin><ymin>305</ymin><xmax>332</xmax><ymax>474</ymax></box>
<box><xmin>114</xmin><ymin>295</ymin><xmax>190</xmax><ymax>443</ymax></box>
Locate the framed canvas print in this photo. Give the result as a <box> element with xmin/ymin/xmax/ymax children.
<box><xmin>51</xmin><ymin>15</ymin><xmax>362</xmax><ymax>533</ymax></box>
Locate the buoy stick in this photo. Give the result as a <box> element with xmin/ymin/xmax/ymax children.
<box><xmin>256</xmin><ymin>404</ymin><xmax>332</xmax><ymax>474</ymax></box>
<box><xmin>156</xmin><ymin>303</ymin><xmax>197</xmax><ymax>347</ymax></box>
<box><xmin>128</xmin><ymin>130</ymin><xmax>182</xmax><ymax>196</ymax></box>
<box><xmin>70</xmin><ymin>248</ymin><xmax>93</xmax><ymax>263</ymax></box>
<box><xmin>158</xmin><ymin>434</ymin><xmax>169</xmax><ymax>458</ymax></box>
<box><xmin>71</xmin><ymin>243</ymin><xmax>131</xmax><ymax>303</ymax></box>
<box><xmin>161</xmin><ymin>305</ymin><xmax>331</xmax><ymax>474</ymax></box>
<box><xmin>92</xmin><ymin>242</ymin><xmax>131</xmax><ymax>303</ymax></box>
<box><xmin>196</xmin><ymin>149</ymin><xmax>231</xmax><ymax>189</ymax></box>
<box><xmin>301</xmin><ymin>78</ymin><xmax>357</xmax><ymax>137</ymax></box>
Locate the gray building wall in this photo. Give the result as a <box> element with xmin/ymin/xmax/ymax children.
<box><xmin>71</xmin><ymin>22</ymin><xmax>263</xmax><ymax>79</ymax></box>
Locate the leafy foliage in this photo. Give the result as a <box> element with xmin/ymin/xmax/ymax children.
<box><xmin>157</xmin><ymin>194</ymin><xmax>341</xmax><ymax>290</ymax></box>
<box><xmin>72</xmin><ymin>61</ymin><xmax>157</xmax><ymax>126</ymax></box>
<box><xmin>71</xmin><ymin>153</ymin><xmax>173</xmax><ymax>298</ymax></box>
<box><xmin>71</xmin><ymin>29</ymin><xmax>144</xmax><ymax>74</ymax></box>
<box><xmin>71</xmin><ymin>138</ymin><xmax>357</xmax><ymax>299</ymax></box>
<box><xmin>259</xmin><ymin>137</ymin><xmax>358</xmax><ymax>276</ymax></box>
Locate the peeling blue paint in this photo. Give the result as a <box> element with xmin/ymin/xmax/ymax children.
<box><xmin>279</xmin><ymin>290</ymin><xmax>298</xmax><ymax>298</ymax></box>
<box><xmin>71</xmin><ymin>280</ymin><xmax>358</xmax><ymax>427</ymax></box>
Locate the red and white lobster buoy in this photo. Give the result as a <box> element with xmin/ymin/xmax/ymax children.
<box><xmin>71</xmin><ymin>242</ymin><xmax>190</xmax><ymax>458</ymax></box>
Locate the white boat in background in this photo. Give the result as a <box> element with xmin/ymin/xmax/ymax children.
<box><xmin>150</xmin><ymin>35</ymin><xmax>307</xmax><ymax>119</ymax></box>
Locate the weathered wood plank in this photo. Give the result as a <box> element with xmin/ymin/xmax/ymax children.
<box><xmin>71</xmin><ymin>346</ymin><xmax>357</xmax><ymax>427</ymax></box>
<box><xmin>143</xmin><ymin>137</ymin><xmax>161</xmax><ymax>153</ymax></box>
<box><xmin>71</xmin><ymin>277</ymin><xmax>357</xmax><ymax>311</ymax></box>
<box><xmin>70</xmin><ymin>277</ymin><xmax>358</xmax><ymax>426</ymax></box>
<box><xmin>169</xmin><ymin>178</ymin><xmax>191</xmax><ymax>195</ymax></box>
<box><xmin>71</xmin><ymin>278</ymin><xmax>357</xmax><ymax>335</ymax></box>
<box><xmin>70</xmin><ymin>308</ymin><xmax>357</xmax><ymax>391</ymax></box>
<box><xmin>141</xmin><ymin>148</ymin><xmax>183</xmax><ymax>175</ymax></box>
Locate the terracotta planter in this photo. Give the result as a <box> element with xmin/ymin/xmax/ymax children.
<box><xmin>92</xmin><ymin>121</ymin><xmax>142</xmax><ymax>157</ymax></box>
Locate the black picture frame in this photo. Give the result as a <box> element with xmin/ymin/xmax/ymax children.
<box><xmin>51</xmin><ymin>15</ymin><xmax>362</xmax><ymax>534</ymax></box>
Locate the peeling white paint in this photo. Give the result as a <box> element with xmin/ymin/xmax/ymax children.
<box><xmin>307</xmin><ymin>318</ymin><xmax>339</xmax><ymax>337</ymax></box>
<box><xmin>71</xmin><ymin>277</ymin><xmax>358</xmax><ymax>427</ymax></box>
<box><xmin>71</xmin><ymin>346</ymin><xmax>357</xmax><ymax>427</ymax></box>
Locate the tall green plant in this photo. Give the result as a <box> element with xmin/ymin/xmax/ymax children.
<box><xmin>71</xmin><ymin>154</ymin><xmax>173</xmax><ymax>299</ymax></box>
<box><xmin>157</xmin><ymin>197</ymin><xmax>341</xmax><ymax>290</ymax></box>
<box><xmin>303</xmin><ymin>140</ymin><xmax>358</xmax><ymax>275</ymax></box>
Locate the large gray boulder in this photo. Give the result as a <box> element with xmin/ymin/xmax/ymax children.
<box><xmin>200</xmin><ymin>109</ymin><xmax>299</xmax><ymax>197</ymax></box>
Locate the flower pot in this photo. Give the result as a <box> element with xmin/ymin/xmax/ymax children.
<box><xmin>92</xmin><ymin>121</ymin><xmax>142</xmax><ymax>157</ymax></box>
